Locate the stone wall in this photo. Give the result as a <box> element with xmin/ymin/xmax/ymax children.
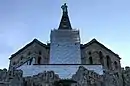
<box><xmin>0</xmin><ymin>68</ymin><xmax>23</xmax><ymax>86</ymax></box>
<box><xmin>0</xmin><ymin>69</ymin><xmax>60</xmax><ymax>86</ymax></box>
<box><xmin>72</xmin><ymin>66</ymin><xmax>103</xmax><ymax>86</ymax></box>
<box><xmin>23</xmin><ymin>71</ymin><xmax>60</xmax><ymax>86</ymax></box>
<box><xmin>103</xmin><ymin>70</ymin><xmax>123</xmax><ymax>86</ymax></box>
<box><xmin>1</xmin><ymin>66</ymin><xmax>130</xmax><ymax>86</ymax></box>
<box><xmin>9</xmin><ymin>41</ymin><xmax>49</xmax><ymax>70</ymax></box>
<box><xmin>81</xmin><ymin>42</ymin><xmax>121</xmax><ymax>72</ymax></box>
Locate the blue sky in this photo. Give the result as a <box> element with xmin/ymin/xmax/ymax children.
<box><xmin>0</xmin><ymin>0</ymin><xmax>130</xmax><ymax>69</ymax></box>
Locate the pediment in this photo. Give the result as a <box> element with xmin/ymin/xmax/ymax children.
<box><xmin>82</xmin><ymin>38</ymin><xmax>120</xmax><ymax>59</ymax></box>
<box><xmin>9</xmin><ymin>39</ymin><xmax>49</xmax><ymax>59</ymax></box>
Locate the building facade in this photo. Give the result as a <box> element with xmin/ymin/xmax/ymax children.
<box><xmin>9</xmin><ymin>3</ymin><xmax>121</xmax><ymax>74</ymax></box>
<box><xmin>0</xmin><ymin>3</ymin><xmax>128</xmax><ymax>86</ymax></box>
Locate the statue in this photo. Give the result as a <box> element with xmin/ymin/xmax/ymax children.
<box><xmin>61</xmin><ymin>3</ymin><xmax>68</xmax><ymax>13</ymax></box>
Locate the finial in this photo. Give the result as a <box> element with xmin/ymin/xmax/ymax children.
<box><xmin>61</xmin><ymin>3</ymin><xmax>68</xmax><ymax>13</ymax></box>
<box><xmin>58</xmin><ymin>2</ymin><xmax>72</xmax><ymax>30</ymax></box>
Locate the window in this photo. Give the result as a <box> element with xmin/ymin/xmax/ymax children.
<box><xmin>63</xmin><ymin>19</ymin><xmax>67</xmax><ymax>22</ymax></box>
<box><xmin>39</xmin><ymin>51</ymin><xmax>42</xmax><ymax>55</ymax></box>
<box><xmin>99</xmin><ymin>51</ymin><xmax>104</xmax><ymax>66</ymax></box>
<box><xmin>89</xmin><ymin>57</ymin><xmax>93</xmax><ymax>64</ymax></box>
<box><xmin>114</xmin><ymin>61</ymin><xmax>118</xmax><ymax>69</ymax></box>
<box><xmin>21</xmin><ymin>56</ymin><xmax>23</xmax><ymax>60</ymax></box>
<box><xmin>13</xmin><ymin>62</ymin><xmax>16</xmax><ymax>65</ymax></box>
<box><xmin>106</xmin><ymin>55</ymin><xmax>111</xmax><ymax>69</ymax></box>
<box><xmin>88</xmin><ymin>51</ymin><xmax>91</xmax><ymax>55</ymax></box>
<box><xmin>28</xmin><ymin>52</ymin><xmax>31</xmax><ymax>55</ymax></box>
<box><xmin>37</xmin><ymin>56</ymin><xmax>41</xmax><ymax>64</ymax></box>
<box><xmin>63</xmin><ymin>24</ymin><xmax>67</xmax><ymax>28</ymax></box>
<box><xmin>29</xmin><ymin>58</ymin><xmax>33</xmax><ymax>65</ymax></box>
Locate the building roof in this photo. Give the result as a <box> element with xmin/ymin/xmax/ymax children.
<box><xmin>9</xmin><ymin>39</ymin><xmax>49</xmax><ymax>59</ymax></box>
<box><xmin>81</xmin><ymin>38</ymin><xmax>121</xmax><ymax>59</ymax></box>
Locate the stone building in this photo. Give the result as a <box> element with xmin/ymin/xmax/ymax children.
<box><xmin>0</xmin><ymin>3</ymin><xmax>129</xmax><ymax>86</ymax></box>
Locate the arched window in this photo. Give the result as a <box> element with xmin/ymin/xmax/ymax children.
<box><xmin>88</xmin><ymin>51</ymin><xmax>91</xmax><ymax>55</ymax></box>
<box><xmin>29</xmin><ymin>58</ymin><xmax>33</xmax><ymax>65</ymax></box>
<box><xmin>114</xmin><ymin>61</ymin><xmax>118</xmax><ymax>70</ymax></box>
<box><xmin>37</xmin><ymin>56</ymin><xmax>41</xmax><ymax>64</ymax></box>
<box><xmin>21</xmin><ymin>56</ymin><xmax>23</xmax><ymax>60</ymax></box>
<box><xmin>106</xmin><ymin>55</ymin><xmax>111</xmax><ymax>69</ymax></box>
<box><xmin>28</xmin><ymin>51</ymin><xmax>31</xmax><ymax>55</ymax></box>
<box><xmin>89</xmin><ymin>57</ymin><xmax>93</xmax><ymax>64</ymax></box>
<box><xmin>13</xmin><ymin>62</ymin><xmax>16</xmax><ymax>65</ymax></box>
<box><xmin>39</xmin><ymin>51</ymin><xmax>42</xmax><ymax>55</ymax></box>
<box><xmin>99</xmin><ymin>51</ymin><xmax>104</xmax><ymax>66</ymax></box>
